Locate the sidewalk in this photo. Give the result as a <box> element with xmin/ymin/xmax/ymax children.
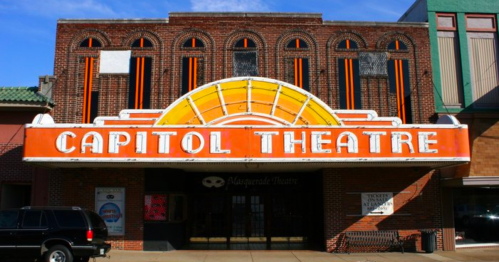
<box><xmin>95</xmin><ymin>248</ymin><xmax>499</xmax><ymax>262</ymax></box>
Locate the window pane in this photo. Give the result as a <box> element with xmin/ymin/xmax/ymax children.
<box><xmin>53</xmin><ymin>210</ymin><xmax>86</xmax><ymax>228</ymax></box>
<box><xmin>181</xmin><ymin>57</ymin><xmax>204</xmax><ymax>95</ymax></box>
<box><xmin>468</xmin><ymin>33</ymin><xmax>499</xmax><ymax>108</ymax></box>
<box><xmin>388</xmin><ymin>60</ymin><xmax>413</xmax><ymax>123</ymax></box>
<box><xmin>128</xmin><ymin>57</ymin><xmax>152</xmax><ymax>109</ymax></box>
<box><xmin>22</xmin><ymin>211</ymin><xmax>42</xmax><ymax>228</ymax></box>
<box><xmin>338</xmin><ymin>58</ymin><xmax>361</xmax><ymax>109</ymax></box>
<box><xmin>286</xmin><ymin>58</ymin><xmax>310</xmax><ymax>91</ymax></box>
<box><xmin>235</xmin><ymin>38</ymin><xmax>256</xmax><ymax>48</ymax></box>
<box><xmin>468</xmin><ymin>17</ymin><xmax>495</xmax><ymax>30</ymax></box>
<box><xmin>132</xmin><ymin>38</ymin><xmax>153</xmax><ymax>48</ymax></box>
<box><xmin>438</xmin><ymin>16</ymin><xmax>455</xmax><ymax>28</ymax></box>
<box><xmin>0</xmin><ymin>211</ymin><xmax>18</xmax><ymax>229</ymax></box>
<box><xmin>437</xmin><ymin>32</ymin><xmax>463</xmax><ymax>106</ymax></box>
<box><xmin>233</xmin><ymin>52</ymin><xmax>258</xmax><ymax>77</ymax></box>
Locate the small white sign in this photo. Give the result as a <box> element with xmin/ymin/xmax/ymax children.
<box><xmin>96</xmin><ymin>187</ymin><xmax>125</xmax><ymax>236</ymax></box>
<box><xmin>361</xmin><ymin>192</ymin><xmax>393</xmax><ymax>216</ymax></box>
<box><xmin>99</xmin><ymin>51</ymin><xmax>131</xmax><ymax>74</ymax></box>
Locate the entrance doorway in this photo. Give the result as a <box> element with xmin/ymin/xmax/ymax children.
<box><xmin>188</xmin><ymin>173</ymin><xmax>322</xmax><ymax>250</ymax></box>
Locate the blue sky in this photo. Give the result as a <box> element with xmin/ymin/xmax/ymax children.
<box><xmin>0</xmin><ymin>0</ymin><xmax>416</xmax><ymax>87</ymax></box>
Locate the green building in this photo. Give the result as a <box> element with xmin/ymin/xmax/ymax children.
<box><xmin>401</xmin><ymin>0</ymin><xmax>499</xmax><ymax>250</ymax></box>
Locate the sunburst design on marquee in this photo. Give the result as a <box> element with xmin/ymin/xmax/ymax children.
<box><xmin>92</xmin><ymin>77</ymin><xmax>408</xmax><ymax>127</ymax></box>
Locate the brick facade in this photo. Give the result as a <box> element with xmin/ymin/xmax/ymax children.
<box><xmin>34</xmin><ymin>13</ymin><xmax>446</xmax><ymax>252</ymax></box>
<box><xmin>51</xmin><ymin>15</ymin><xmax>434</xmax><ymax>125</ymax></box>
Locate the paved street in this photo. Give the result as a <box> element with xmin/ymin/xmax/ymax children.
<box><xmin>93</xmin><ymin>248</ymin><xmax>499</xmax><ymax>262</ymax></box>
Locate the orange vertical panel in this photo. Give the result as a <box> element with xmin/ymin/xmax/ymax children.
<box><xmin>296</xmin><ymin>39</ymin><xmax>300</xmax><ymax>49</ymax></box>
<box><xmin>89</xmin><ymin>38</ymin><xmax>93</xmax><ymax>48</ymax></box>
<box><xmin>188</xmin><ymin>58</ymin><xmax>193</xmax><ymax>92</ymax></box>
<box><xmin>299</xmin><ymin>58</ymin><xmax>303</xmax><ymax>88</ymax></box>
<box><xmin>82</xmin><ymin>58</ymin><xmax>89</xmax><ymax>123</ymax></box>
<box><xmin>192</xmin><ymin>37</ymin><xmax>196</xmax><ymax>47</ymax></box>
<box><xmin>193</xmin><ymin>57</ymin><xmax>198</xmax><ymax>90</ymax></box>
<box><xmin>349</xmin><ymin>59</ymin><xmax>354</xmax><ymax>109</ymax></box>
<box><xmin>87</xmin><ymin>58</ymin><xmax>94</xmax><ymax>123</ymax></box>
<box><xmin>394</xmin><ymin>60</ymin><xmax>401</xmax><ymax>119</ymax></box>
<box><xmin>294</xmin><ymin>58</ymin><xmax>298</xmax><ymax>86</ymax></box>
<box><xmin>344</xmin><ymin>59</ymin><xmax>350</xmax><ymax>109</ymax></box>
<box><xmin>135</xmin><ymin>58</ymin><xmax>140</xmax><ymax>109</ymax></box>
<box><xmin>244</xmin><ymin>38</ymin><xmax>247</xmax><ymax>48</ymax></box>
<box><xmin>140</xmin><ymin>57</ymin><xmax>145</xmax><ymax>109</ymax></box>
<box><xmin>346</xmin><ymin>39</ymin><xmax>350</xmax><ymax>50</ymax></box>
<box><xmin>399</xmin><ymin>60</ymin><xmax>406</xmax><ymax>124</ymax></box>
<box><xmin>140</xmin><ymin>38</ymin><xmax>144</xmax><ymax>48</ymax></box>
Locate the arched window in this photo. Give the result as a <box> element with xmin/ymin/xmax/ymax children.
<box><xmin>286</xmin><ymin>38</ymin><xmax>308</xmax><ymax>49</ymax></box>
<box><xmin>234</xmin><ymin>38</ymin><xmax>256</xmax><ymax>48</ymax></box>
<box><xmin>183</xmin><ymin>37</ymin><xmax>204</xmax><ymax>48</ymax></box>
<box><xmin>387</xmin><ymin>40</ymin><xmax>407</xmax><ymax>51</ymax></box>
<box><xmin>338</xmin><ymin>39</ymin><xmax>358</xmax><ymax>50</ymax></box>
<box><xmin>232</xmin><ymin>37</ymin><xmax>258</xmax><ymax>77</ymax></box>
<box><xmin>80</xmin><ymin>37</ymin><xmax>102</xmax><ymax>48</ymax></box>
<box><xmin>337</xmin><ymin>39</ymin><xmax>360</xmax><ymax>109</ymax></box>
<box><xmin>131</xmin><ymin>37</ymin><xmax>153</xmax><ymax>48</ymax></box>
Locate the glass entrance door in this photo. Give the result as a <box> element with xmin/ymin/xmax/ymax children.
<box><xmin>191</xmin><ymin>195</ymin><xmax>227</xmax><ymax>249</ymax></box>
<box><xmin>231</xmin><ymin>195</ymin><xmax>266</xmax><ymax>249</ymax></box>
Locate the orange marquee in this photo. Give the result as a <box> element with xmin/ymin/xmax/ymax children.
<box><xmin>23</xmin><ymin>77</ymin><xmax>470</xmax><ymax>168</ymax></box>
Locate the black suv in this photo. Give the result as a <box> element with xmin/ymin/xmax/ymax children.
<box><xmin>0</xmin><ymin>206</ymin><xmax>111</xmax><ymax>262</ymax></box>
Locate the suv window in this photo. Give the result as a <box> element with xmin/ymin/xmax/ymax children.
<box><xmin>85</xmin><ymin>211</ymin><xmax>106</xmax><ymax>229</ymax></box>
<box><xmin>53</xmin><ymin>210</ymin><xmax>86</xmax><ymax>228</ymax></box>
<box><xmin>22</xmin><ymin>211</ymin><xmax>48</xmax><ymax>228</ymax></box>
<box><xmin>0</xmin><ymin>210</ymin><xmax>18</xmax><ymax>229</ymax></box>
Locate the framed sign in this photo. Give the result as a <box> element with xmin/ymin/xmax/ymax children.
<box><xmin>95</xmin><ymin>187</ymin><xmax>125</xmax><ymax>236</ymax></box>
<box><xmin>144</xmin><ymin>194</ymin><xmax>167</xmax><ymax>221</ymax></box>
<box><xmin>361</xmin><ymin>192</ymin><xmax>394</xmax><ymax>216</ymax></box>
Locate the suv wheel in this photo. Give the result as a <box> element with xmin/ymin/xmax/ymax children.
<box><xmin>46</xmin><ymin>245</ymin><xmax>73</xmax><ymax>262</ymax></box>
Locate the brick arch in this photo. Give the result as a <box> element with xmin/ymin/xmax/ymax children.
<box><xmin>325</xmin><ymin>31</ymin><xmax>367</xmax><ymax>107</ymax></box>
<box><xmin>69</xmin><ymin>29</ymin><xmax>111</xmax><ymax>51</ymax></box>
<box><xmin>170</xmin><ymin>29</ymin><xmax>216</xmax><ymax>100</ymax></box>
<box><xmin>275</xmin><ymin>29</ymin><xmax>320</xmax><ymax>94</ymax></box>
<box><xmin>172</xmin><ymin>29</ymin><xmax>215</xmax><ymax>51</ymax></box>
<box><xmin>327</xmin><ymin>31</ymin><xmax>368</xmax><ymax>51</ymax></box>
<box><xmin>376</xmin><ymin>32</ymin><xmax>416</xmax><ymax>50</ymax></box>
<box><xmin>223</xmin><ymin>29</ymin><xmax>268</xmax><ymax>78</ymax></box>
<box><xmin>122</xmin><ymin>30</ymin><xmax>162</xmax><ymax>50</ymax></box>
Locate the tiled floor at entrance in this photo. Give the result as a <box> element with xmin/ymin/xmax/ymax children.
<box><xmin>91</xmin><ymin>249</ymin><xmax>499</xmax><ymax>262</ymax></box>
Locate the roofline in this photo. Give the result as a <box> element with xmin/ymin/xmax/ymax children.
<box><xmin>0</xmin><ymin>102</ymin><xmax>53</xmax><ymax>111</ymax></box>
<box><xmin>323</xmin><ymin>20</ymin><xmax>428</xmax><ymax>27</ymax></box>
<box><xmin>169</xmin><ymin>12</ymin><xmax>322</xmax><ymax>18</ymax></box>
<box><xmin>399</xmin><ymin>0</ymin><xmax>427</xmax><ymax>22</ymax></box>
<box><xmin>58</xmin><ymin>19</ymin><xmax>169</xmax><ymax>24</ymax></box>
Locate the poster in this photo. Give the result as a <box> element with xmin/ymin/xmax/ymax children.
<box><xmin>95</xmin><ymin>187</ymin><xmax>125</xmax><ymax>236</ymax></box>
<box><xmin>361</xmin><ymin>192</ymin><xmax>393</xmax><ymax>216</ymax></box>
<box><xmin>144</xmin><ymin>194</ymin><xmax>167</xmax><ymax>221</ymax></box>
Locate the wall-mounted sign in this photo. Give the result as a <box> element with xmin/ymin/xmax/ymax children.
<box><xmin>361</xmin><ymin>192</ymin><xmax>394</xmax><ymax>216</ymax></box>
<box><xmin>202</xmin><ymin>175</ymin><xmax>299</xmax><ymax>190</ymax></box>
<box><xmin>23</xmin><ymin>77</ymin><xmax>470</xmax><ymax>168</ymax></box>
<box><xmin>144</xmin><ymin>194</ymin><xmax>167</xmax><ymax>221</ymax></box>
<box><xmin>96</xmin><ymin>187</ymin><xmax>125</xmax><ymax>235</ymax></box>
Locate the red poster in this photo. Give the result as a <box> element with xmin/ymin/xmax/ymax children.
<box><xmin>144</xmin><ymin>194</ymin><xmax>167</xmax><ymax>221</ymax></box>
